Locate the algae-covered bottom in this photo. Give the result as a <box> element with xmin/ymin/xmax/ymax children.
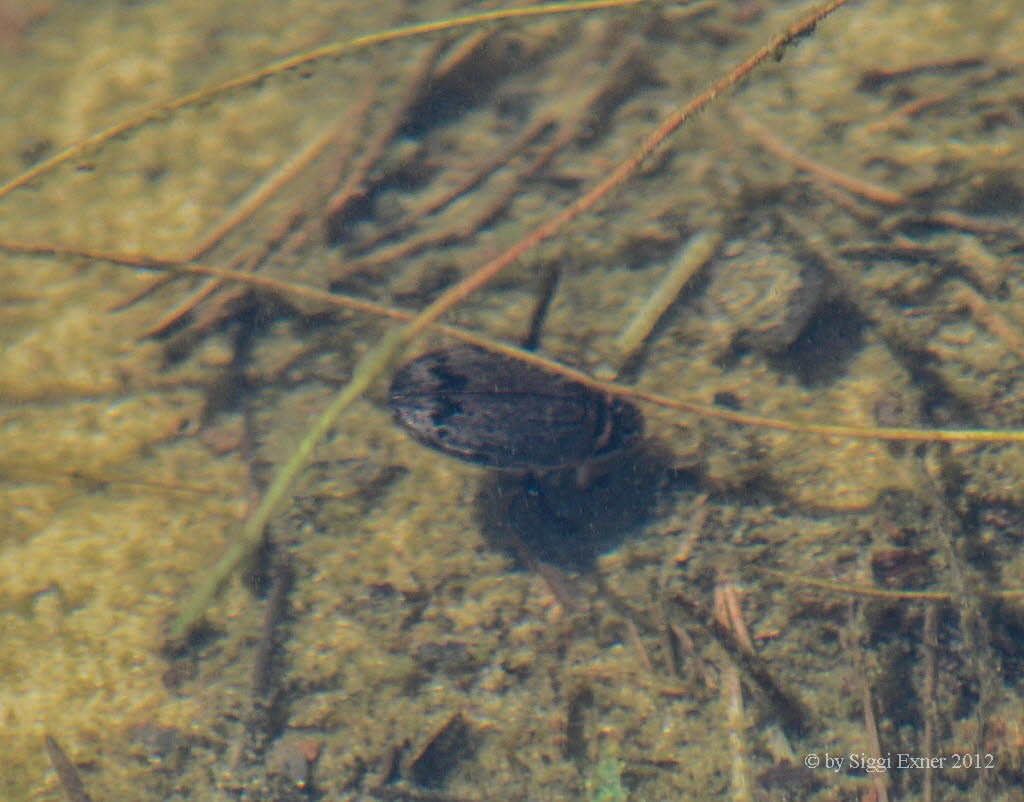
<box><xmin>3</xmin><ymin>0</ymin><xmax>1024</xmax><ymax>800</ymax></box>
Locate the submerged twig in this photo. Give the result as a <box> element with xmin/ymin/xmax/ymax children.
<box><xmin>922</xmin><ymin>603</ymin><xmax>938</xmax><ymax>802</ymax></box>
<box><xmin>615</xmin><ymin>229</ymin><xmax>722</xmax><ymax>366</ymax></box>
<box><xmin>918</xmin><ymin>467</ymin><xmax>1002</xmax><ymax>794</ymax></box>
<box><xmin>732</xmin><ymin>107</ymin><xmax>906</xmax><ymax>207</ymax></box>
<box><xmin>44</xmin><ymin>735</ymin><xmax>94</xmax><ymax>802</ymax></box>
<box><xmin>724</xmin><ymin>665</ymin><xmax>753</xmax><ymax>802</ymax></box>
<box><xmin>756</xmin><ymin>566</ymin><xmax>1024</xmax><ymax>601</ymax></box>
<box><xmin>506</xmin><ymin>526</ymin><xmax>587</xmax><ymax>612</ymax></box>
<box><xmin>670</xmin><ymin>591</ymin><xmax>813</xmax><ymax>736</ymax></box>
<box><xmin>369</xmin><ymin>785</ymin><xmax>479</xmax><ymax>802</ymax></box>
<box><xmin>858</xmin><ymin>669</ymin><xmax>890</xmax><ymax>802</ymax></box>
<box><xmin>948</xmin><ymin>281</ymin><xmax>1024</xmax><ymax>363</ymax></box>
<box><xmin>325</xmin><ymin>43</ymin><xmax>441</xmax><ymax>224</ymax></box>
<box><xmin>253</xmin><ymin>552</ymin><xmax>293</xmax><ymax>700</ymax></box>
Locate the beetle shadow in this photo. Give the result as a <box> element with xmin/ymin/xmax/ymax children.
<box><xmin>475</xmin><ymin>441</ymin><xmax>683</xmax><ymax>572</ymax></box>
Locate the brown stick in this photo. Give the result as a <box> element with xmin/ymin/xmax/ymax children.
<box><xmin>348</xmin><ymin>28</ymin><xmax>637</xmax><ymax>271</ymax></box>
<box><xmin>922</xmin><ymin>604</ymin><xmax>938</xmax><ymax>802</ymax></box>
<box><xmin>859</xmin><ymin>674</ymin><xmax>890</xmax><ymax>802</ymax></box>
<box><xmin>865</xmin><ymin>93</ymin><xmax>950</xmax><ymax>134</ymax></box>
<box><xmin>948</xmin><ymin>281</ymin><xmax>1024</xmax><ymax>362</ymax></box>
<box><xmin>186</xmin><ymin>118</ymin><xmax>346</xmax><ymax>262</ymax></box>
<box><xmin>44</xmin><ymin>736</ymin><xmax>94</xmax><ymax>802</ymax></box>
<box><xmin>350</xmin><ymin>117</ymin><xmax>552</xmax><ymax>259</ymax></box>
<box><xmin>324</xmin><ymin>44</ymin><xmax>441</xmax><ymax>222</ymax></box>
<box><xmin>731</xmin><ymin>107</ymin><xmax>906</xmax><ymax>207</ymax></box>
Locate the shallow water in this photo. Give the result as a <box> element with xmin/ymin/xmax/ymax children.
<box><xmin>2</xmin><ymin>0</ymin><xmax>1024</xmax><ymax>799</ymax></box>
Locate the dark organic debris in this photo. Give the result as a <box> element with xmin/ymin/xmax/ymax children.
<box><xmin>44</xmin><ymin>735</ymin><xmax>93</xmax><ymax>802</ymax></box>
<box><xmin>408</xmin><ymin>712</ymin><xmax>474</xmax><ymax>789</ymax></box>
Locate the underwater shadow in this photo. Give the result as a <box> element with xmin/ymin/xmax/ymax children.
<box><xmin>475</xmin><ymin>441</ymin><xmax>683</xmax><ymax>572</ymax></box>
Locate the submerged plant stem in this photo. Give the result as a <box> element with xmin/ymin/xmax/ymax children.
<box><xmin>171</xmin><ymin>328</ymin><xmax>407</xmax><ymax>637</ymax></box>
